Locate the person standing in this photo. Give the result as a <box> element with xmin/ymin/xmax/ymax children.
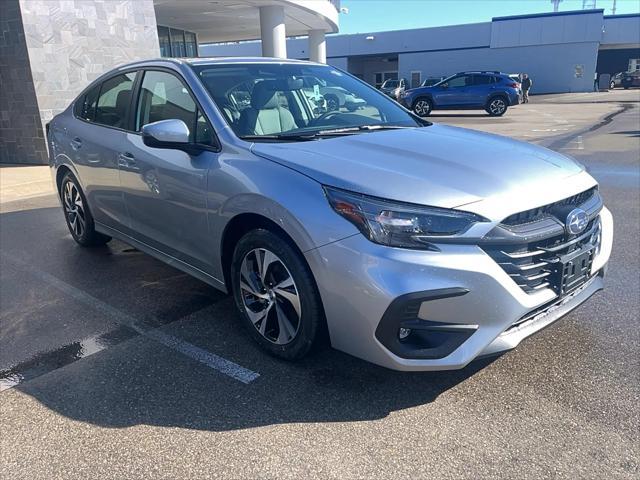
<box><xmin>522</xmin><ymin>73</ymin><xmax>532</xmax><ymax>103</ymax></box>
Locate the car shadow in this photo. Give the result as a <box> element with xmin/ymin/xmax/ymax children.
<box><xmin>2</xmin><ymin>200</ymin><xmax>500</xmax><ymax>432</ymax></box>
<box><xmin>428</xmin><ymin>113</ymin><xmax>493</xmax><ymax>118</ymax></box>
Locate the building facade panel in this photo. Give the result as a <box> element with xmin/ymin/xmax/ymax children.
<box><xmin>19</xmin><ymin>0</ymin><xmax>160</xmax><ymax>137</ymax></box>
<box><xmin>0</xmin><ymin>0</ymin><xmax>47</xmax><ymax>164</ymax></box>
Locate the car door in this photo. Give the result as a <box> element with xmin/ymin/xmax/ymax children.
<box><xmin>467</xmin><ymin>74</ymin><xmax>494</xmax><ymax>106</ymax></box>
<box><xmin>433</xmin><ymin>74</ymin><xmax>473</xmax><ymax>107</ymax></box>
<box><xmin>67</xmin><ymin>71</ymin><xmax>138</xmax><ymax>232</ymax></box>
<box><xmin>118</xmin><ymin>68</ymin><xmax>219</xmax><ymax>272</ymax></box>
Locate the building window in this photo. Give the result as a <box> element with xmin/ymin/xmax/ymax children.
<box><xmin>410</xmin><ymin>71</ymin><xmax>421</xmax><ymax>88</ymax></box>
<box><xmin>158</xmin><ymin>26</ymin><xmax>171</xmax><ymax>57</ymax></box>
<box><xmin>185</xmin><ymin>31</ymin><xmax>198</xmax><ymax>57</ymax></box>
<box><xmin>158</xmin><ymin>26</ymin><xmax>198</xmax><ymax>58</ymax></box>
<box><xmin>169</xmin><ymin>28</ymin><xmax>186</xmax><ymax>57</ymax></box>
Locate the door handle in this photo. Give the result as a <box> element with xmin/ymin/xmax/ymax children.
<box><xmin>70</xmin><ymin>137</ymin><xmax>82</xmax><ymax>150</ymax></box>
<box><xmin>117</xmin><ymin>152</ymin><xmax>137</xmax><ymax>169</ymax></box>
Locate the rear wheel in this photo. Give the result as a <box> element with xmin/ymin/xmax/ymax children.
<box><xmin>231</xmin><ymin>229</ymin><xmax>324</xmax><ymax>360</ymax></box>
<box><xmin>413</xmin><ymin>97</ymin><xmax>432</xmax><ymax>117</ymax></box>
<box><xmin>60</xmin><ymin>172</ymin><xmax>111</xmax><ymax>247</ymax></box>
<box><xmin>486</xmin><ymin>97</ymin><xmax>508</xmax><ymax>116</ymax></box>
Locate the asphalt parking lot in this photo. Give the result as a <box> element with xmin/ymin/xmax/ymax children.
<box><xmin>1</xmin><ymin>91</ymin><xmax>639</xmax><ymax>479</ymax></box>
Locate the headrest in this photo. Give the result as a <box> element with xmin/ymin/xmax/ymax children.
<box><xmin>116</xmin><ymin>89</ymin><xmax>131</xmax><ymax>113</ymax></box>
<box><xmin>251</xmin><ymin>81</ymin><xmax>279</xmax><ymax>109</ymax></box>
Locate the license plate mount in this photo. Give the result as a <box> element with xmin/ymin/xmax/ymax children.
<box><xmin>555</xmin><ymin>245</ymin><xmax>595</xmax><ymax>296</ymax></box>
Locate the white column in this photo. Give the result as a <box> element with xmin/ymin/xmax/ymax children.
<box><xmin>308</xmin><ymin>29</ymin><xmax>326</xmax><ymax>64</ymax></box>
<box><xmin>259</xmin><ymin>5</ymin><xmax>287</xmax><ymax>59</ymax></box>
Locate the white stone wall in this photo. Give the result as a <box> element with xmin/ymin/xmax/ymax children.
<box><xmin>19</xmin><ymin>0</ymin><xmax>160</xmax><ymax>128</ymax></box>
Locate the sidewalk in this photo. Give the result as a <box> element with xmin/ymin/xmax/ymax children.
<box><xmin>0</xmin><ymin>165</ymin><xmax>54</xmax><ymax>204</ymax></box>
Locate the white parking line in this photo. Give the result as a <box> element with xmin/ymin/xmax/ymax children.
<box><xmin>2</xmin><ymin>255</ymin><xmax>260</xmax><ymax>384</ymax></box>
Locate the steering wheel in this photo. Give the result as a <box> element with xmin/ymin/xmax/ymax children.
<box><xmin>310</xmin><ymin>110</ymin><xmax>342</xmax><ymax>126</ymax></box>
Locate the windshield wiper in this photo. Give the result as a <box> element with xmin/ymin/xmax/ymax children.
<box><xmin>240</xmin><ymin>125</ymin><xmax>417</xmax><ymax>142</ymax></box>
<box><xmin>239</xmin><ymin>134</ymin><xmax>317</xmax><ymax>142</ymax></box>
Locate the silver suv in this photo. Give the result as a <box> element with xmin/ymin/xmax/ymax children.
<box><xmin>47</xmin><ymin>58</ymin><xmax>613</xmax><ymax>371</ymax></box>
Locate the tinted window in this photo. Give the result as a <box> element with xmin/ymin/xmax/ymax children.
<box><xmin>136</xmin><ymin>70</ymin><xmax>214</xmax><ymax>146</ymax></box>
<box><xmin>74</xmin><ymin>84</ymin><xmax>100</xmax><ymax>121</ymax></box>
<box><xmin>447</xmin><ymin>75</ymin><xmax>472</xmax><ymax>88</ymax></box>
<box><xmin>473</xmin><ymin>75</ymin><xmax>494</xmax><ymax>85</ymax></box>
<box><xmin>94</xmin><ymin>72</ymin><xmax>136</xmax><ymax>129</ymax></box>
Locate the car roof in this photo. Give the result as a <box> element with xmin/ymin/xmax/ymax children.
<box><xmin>115</xmin><ymin>57</ymin><xmax>323</xmax><ymax>70</ymax></box>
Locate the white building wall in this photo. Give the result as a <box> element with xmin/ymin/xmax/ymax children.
<box><xmin>399</xmin><ymin>42</ymin><xmax>600</xmax><ymax>94</ymax></box>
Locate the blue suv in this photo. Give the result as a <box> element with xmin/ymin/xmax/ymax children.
<box><xmin>401</xmin><ymin>71</ymin><xmax>521</xmax><ymax>117</ymax></box>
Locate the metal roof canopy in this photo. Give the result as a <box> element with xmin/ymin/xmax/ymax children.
<box><xmin>153</xmin><ymin>0</ymin><xmax>339</xmax><ymax>43</ymax></box>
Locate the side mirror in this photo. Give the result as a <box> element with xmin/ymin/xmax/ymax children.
<box><xmin>142</xmin><ymin>119</ymin><xmax>190</xmax><ymax>149</ymax></box>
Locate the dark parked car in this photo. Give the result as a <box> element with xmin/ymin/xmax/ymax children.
<box><xmin>609</xmin><ymin>72</ymin><xmax>624</xmax><ymax>89</ymax></box>
<box><xmin>622</xmin><ymin>71</ymin><xmax>640</xmax><ymax>89</ymax></box>
<box><xmin>401</xmin><ymin>71</ymin><xmax>521</xmax><ymax>117</ymax></box>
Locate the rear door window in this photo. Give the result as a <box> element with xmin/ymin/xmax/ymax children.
<box><xmin>472</xmin><ymin>75</ymin><xmax>494</xmax><ymax>85</ymax></box>
<box><xmin>94</xmin><ymin>72</ymin><xmax>137</xmax><ymax>129</ymax></box>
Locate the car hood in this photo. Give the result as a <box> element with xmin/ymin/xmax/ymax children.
<box><xmin>250</xmin><ymin>124</ymin><xmax>586</xmax><ymax>212</ymax></box>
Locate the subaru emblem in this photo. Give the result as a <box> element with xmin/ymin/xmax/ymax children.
<box><xmin>566</xmin><ymin>208</ymin><xmax>588</xmax><ymax>235</ymax></box>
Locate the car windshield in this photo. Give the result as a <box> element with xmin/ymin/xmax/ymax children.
<box><xmin>191</xmin><ymin>63</ymin><xmax>421</xmax><ymax>141</ymax></box>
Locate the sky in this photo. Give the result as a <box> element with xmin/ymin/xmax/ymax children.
<box><xmin>337</xmin><ymin>0</ymin><xmax>640</xmax><ymax>34</ymax></box>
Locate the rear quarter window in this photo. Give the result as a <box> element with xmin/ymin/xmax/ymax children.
<box><xmin>74</xmin><ymin>85</ymin><xmax>100</xmax><ymax>121</ymax></box>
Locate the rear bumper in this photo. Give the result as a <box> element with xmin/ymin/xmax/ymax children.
<box><xmin>305</xmin><ymin>207</ymin><xmax>613</xmax><ymax>371</ymax></box>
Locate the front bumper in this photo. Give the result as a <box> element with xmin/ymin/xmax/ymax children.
<box><xmin>304</xmin><ymin>207</ymin><xmax>613</xmax><ymax>371</ymax></box>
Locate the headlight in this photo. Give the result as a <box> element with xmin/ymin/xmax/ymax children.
<box><xmin>324</xmin><ymin>186</ymin><xmax>486</xmax><ymax>249</ymax></box>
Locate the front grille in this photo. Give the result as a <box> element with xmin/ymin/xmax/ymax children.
<box><xmin>482</xmin><ymin>188</ymin><xmax>603</xmax><ymax>295</ymax></box>
<box><xmin>484</xmin><ymin>219</ymin><xmax>600</xmax><ymax>294</ymax></box>
<box><xmin>501</xmin><ymin>187</ymin><xmax>597</xmax><ymax>226</ymax></box>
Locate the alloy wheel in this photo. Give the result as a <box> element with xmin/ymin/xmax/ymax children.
<box><xmin>489</xmin><ymin>98</ymin><xmax>506</xmax><ymax>115</ymax></box>
<box><xmin>414</xmin><ymin>99</ymin><xmax>431</xmax><ymax>116</ymax></box>
<box><xmin>63</xmin><ymin>180</ymin><xmax>86</xmax><ymax>238</ymax></box>
<box><xmin>239</xmin><ymin>248</ymin><xmax>301</xmax><ymax>345</ymax></box>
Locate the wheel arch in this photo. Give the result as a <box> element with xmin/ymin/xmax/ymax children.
<box><xmin>412</xmin><ymin>94</ymin><xmax>434</xmax><ymax>109</ymax></box>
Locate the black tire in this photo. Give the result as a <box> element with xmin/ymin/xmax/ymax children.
<box><xmin>60</xmin><ymin>172</ymin><xmax>111</xmax><ymax>247</ymax></box>
<box><xmin>413</xmin><ymin>97</ymin><xmax>432</xmax><ymax>117</ymax></box>
<box><xmin>231</xmin><ymin>229</ymin><xmax>325</xmax><ymax>360</ymax></box>
<box><xmin>486</xmin><ymin>96</ymin><xmax>508</xmax><ymax>116</ymax></box>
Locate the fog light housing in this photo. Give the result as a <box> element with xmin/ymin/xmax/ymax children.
<box><xmin>398</xmin><ymin>328</ymin><xmax>411</xmax><ymax>340</ymax></box>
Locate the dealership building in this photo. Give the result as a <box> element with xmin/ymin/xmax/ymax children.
<box><xmin>1</xmin><ymin>2</ymin><xmax>638</xmax><ymax>166</ymax></box>
<box><xmin>204</xmin><ymin>9</ymin><xmax>640</xmax><ymax>93</ymax></box>
<box><xmin>0</xmin><ymin>0</ymin><xmax>339</xmax><ymax>164</ymax></box>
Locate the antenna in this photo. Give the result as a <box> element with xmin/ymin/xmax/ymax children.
<box><xmin>550</xmin><ymin>0</ymin><xmax>563</xmax><ymax>12</ymax></box>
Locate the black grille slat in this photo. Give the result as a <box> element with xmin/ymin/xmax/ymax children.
<box><xmin>482</xmin><ymin>188</ymin><xmax>603</xmax><ymax>295</ymax></box>
<box><xmin>501</xmin><ymin>187</ymin><xmax>597</xmax><ymax>226</ymax></box>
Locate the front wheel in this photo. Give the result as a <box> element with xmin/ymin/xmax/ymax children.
<box><xmin>413</xmin><ymin>98</ymin><xmax>432</xmax><ymax>117</ymax></box>
<box><xmin>486</xmin><ymin>97</ymin><xmax>508</xmax><ymax>116</ymax></box>
<box><xmin>60</xmin><ymin>172</ymin><xmax>111</xmax><ymax>247</ymax></box>
<box><xmin>231</xmin><ymin>229</ymin><xmax>325</xmax><ymax>360</ymax></box>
